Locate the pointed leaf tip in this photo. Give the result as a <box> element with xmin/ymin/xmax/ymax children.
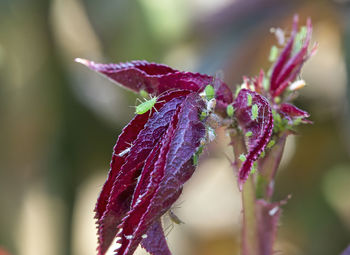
<box><xmin>75</xmin><ymin>58</ymin><xmax>233</xmax><ymax>110</ymax></box>
<box><xmin>75</xmin><ymin>57</ymin><xmax>90</xmax><ymax>66</ymax></box>
<box><xmin>279</xmin><ymin>103</ymin><xmax>310</xmax><ymax>125</ymax></box>
<box><xmin>270</xmin><ymin>15</ymin><xmax>314</xmax><ymax>98</ymax></box>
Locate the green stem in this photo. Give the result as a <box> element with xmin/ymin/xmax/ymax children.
<box><xmin>242</xmin><ymin>176</ymin><xmax>259</xmax><ymax>255</ymax></box>
<box><xmin>257</xmin><ymin>132</ymin><xmax>288</xmax><ymax>200</ymax></box>
<box><xmin>229</xmin><ymin>130</ymin><xmax>260</xmax><ymax>255</ymax></box>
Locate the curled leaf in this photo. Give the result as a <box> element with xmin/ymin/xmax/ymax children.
<box><xmin>234</xmin><ymin>89</ymin><xmax>273</xmax><ymax>189</ymax></box>
<box><xmin>115</xmin><ymin>93</ymin><xmax>206</xmax><ymax>255</ymax></box>
<box><xmin>95</xmin><ymin>90</ymin><xmax>190</xmax><ymax>255</ymax></box>
<box><xmin>95</xmin><ymin>91</ymin><xmax>206</xmax><ymax>255</ymax></box>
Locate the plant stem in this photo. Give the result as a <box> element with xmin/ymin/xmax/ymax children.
<box><xmin>257</xmin><ymin>132</ymin><xmax>288</xmax><ymax>200</ymax></box>
<box><xmin>242</xmin><ymin>176</ymin><xmax>259</xmax><ymax>255</ymax></box>
<box><xmin>229</xmin><ymin>130</ymin><xmax>260</xmax><ymax>255</ymax></box>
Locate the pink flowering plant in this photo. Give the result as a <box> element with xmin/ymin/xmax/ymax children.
<box><xmin>76</xmin><ymin>15</ymin><xmax>317</xmax><ymax>255</ymax></box>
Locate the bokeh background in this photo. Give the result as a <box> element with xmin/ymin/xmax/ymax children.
<box><xmin>1</xmin><ymin>0</ymin><xmax>350</xmax><ymax>254</ymax></box>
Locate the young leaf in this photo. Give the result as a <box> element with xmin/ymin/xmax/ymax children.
<box><xmin>76</xmin><ymin>59</ymin><xmax>233</xmax><ymax>111</ymax></box>
<box><xmin>115</xmin><ymin>93</ymin><xmax>206</xmax><ymax>255</ymax></box>
<box><xmin>279</xmin><ymin>102</ymin><xmax>310</xmax><ymax>124</ymax></box>
<box><xmin>269</xmin><ymin>15</ymin><xmax>314</xmax><ymax>98</ymax></box>
<box><xmin>233</xmin><ymin>89</ymin><xmax>273</xmax><ymax>189</ymax></box>
<box><xmin>95</xmin><ymin>90</ymin><xmax>190</xmax><ymax>255</ymax></box>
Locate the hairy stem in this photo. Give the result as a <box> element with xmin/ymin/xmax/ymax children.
<box><xmin>242</xmin><ymin>176</ymin><xmax>259</xmax><ymax>255</ymax></box>
<box><xmin>257</xmin><ymin>132</ymin><xmax>288</xmax><ymax>200</ymax></box>
<box><xmin>229</xmin><ymin>130</ymin><xmax>260</xmax><ymax>255</ymax></box>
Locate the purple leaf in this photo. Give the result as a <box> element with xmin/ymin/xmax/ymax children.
<box><xmin>270</xmin><ymin>15</ymin><xmax>314</xmax><ymax>98</ymax></box>
<box><xmin>94</xmin><ymin>108</ymin><xmax>152</xmax><ymax>255</ymax></box>
<box><xmin>233</xmin><ymin>89</ymin><xmax>273</xmax><ymax>189</ymax></box>
<box><xmin>269</xmin><ymin>15</ymin><xmax>298</xmax><ymax>95</ymax></box>
<box><xmin>95</xmin><ymin>91</ymin><xmax>206</xmax><ymax>255</ymax></box>
<box><xmin>279</xmin><ymin>103</ymin><xmax>310</xmax><ymax>124</ymax></box>
<box><xmin>95</xmin><ymin>90</ymin><xmax>191</xmax><ymax>255</ymax></box>
<box><xmin>340</xmin><ymin>245</ymin><xmax>350</xmax><ymax>255</ymax></box>
<box><xmin>75</xmin><ymin>59</ymin><xmax>177</xmax><ymax>94</ymax></box>
<box><xmin>95</xmin><ymin>85</ymin><xmax>189</xmax><ymax>221</ymax></box>
<box><xmin>140</xmin><ymin>219</ymin><xmax>171</xmax><ymax>255</ymax></box>
<box><xmin>75</xmin><ymin>58</ymin><xmax>233</xmax><ymax>111</ymax></box>
<box><xmin>115</xmin><ymin>93</ymin><xmax>206</xmax><ymax>255</ymax></box>
<box><xmin>278</xmin><ymin>103</ymin><xmax>313</xmax><ymax>125</ymax></box>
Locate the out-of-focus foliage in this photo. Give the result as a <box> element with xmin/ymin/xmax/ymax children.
<box><xmin>0</xmin><ymin>0</ymin><xmax>349</xmax><ymax>255</ymax></box>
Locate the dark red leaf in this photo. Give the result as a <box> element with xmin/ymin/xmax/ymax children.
<box><xmin>75</xmin><ymin>58</ymin><xmax>233</xmax><ymax>110</ymax></box>
<box><xmin>269</xmin><ymin>15</ymin><xmax>298</xmax><ymax>95</ymax></box>
<box><xmin>233</xmin><ymin>89</ymin><xmax>273</xmax><ymax>189</ymax></box>
<box><xmin>75</xmin><ymin>59</ymin><xmax>177</xmax><ymax>94</ymax></box>
<box><xmin>270</xmin><ymin>15</ymin><xmax>313</xmax><ymax>98</ymax></box>
<box><xmin>279</xmin><ymin>103</ymin><xmax>309</xmax><ymax>118</ymax></box>
<box><xmin>94</xmin><ymin>89</ymin><xmax>186</xmax><ymax>219</ymax></box>
<box><xmin>95</xmin><ymin>112</ymin><xmax>148</xmax><ymax>220</ymax></box>
<box><xmin>115</xmin><ymin>115</ymin><xmax>179</xmax><ymax>255</ymax></box>
<box><xmin>96</xmin><ymin>90</ymin><xmax>190</xmax><ymax>255</ymax></box>
<box><xmin>279</xmin><ymin>102</ymin><xmax>310</xmax><ymax>124</ymax></box>
<box><xmin>94</xmin><ymin>111</ymin><xmax>151</xmax><ymax>255</ymax></box>
<box><xmin>140</xmin><ymin>219</ymin><xmax>171</xmax><ymax>255</ymax></box>
<box><xmin>115</xmin><ymin>93</ymin><xmax>206</xmax><ymax>255</ymax></box>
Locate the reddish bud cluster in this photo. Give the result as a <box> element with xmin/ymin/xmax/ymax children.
<box><xmin>76</xmin><ymin>14</ymin><xmax>314</xmax><ymax>255</ymax></box>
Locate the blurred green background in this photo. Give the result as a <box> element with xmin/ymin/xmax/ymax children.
<box><xmin>1</xmin><ymin>0</ymin><xmax>350</xmax><ymax>254</ymax></box>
